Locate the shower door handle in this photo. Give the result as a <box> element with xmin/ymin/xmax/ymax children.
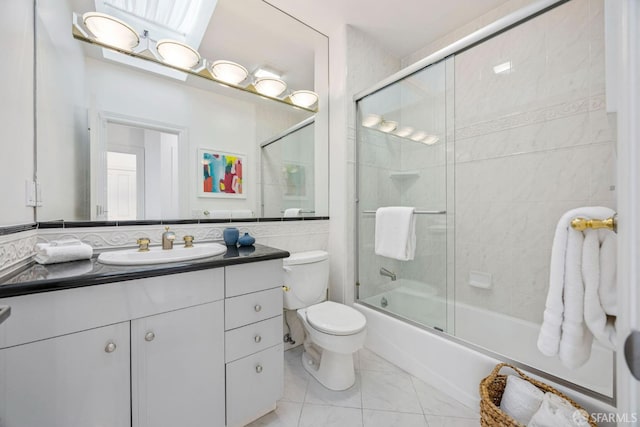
<box><xmin>624</xmin><ymin>330</ymin><xmax>640</xmax><ymax>381</ymax></box>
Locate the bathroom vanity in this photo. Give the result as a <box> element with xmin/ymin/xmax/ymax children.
<box><xmin>0</xmin><ymin>244</ymin><xmax>288</xmax><ymax>427</ymax></box>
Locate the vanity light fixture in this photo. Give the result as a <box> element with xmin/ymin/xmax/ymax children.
<box><xmin>409</xmin><ymin>130</ymin><xmax>427</xmax><ymax>141</ymax></box>
<box><xmin>361</xmin><ymin>113</ymin><xmax>439</xmax><ymax>145</ymax></box>
<box><xmin>72</xmin><ymin>12</ymin><xmax>319</xmax><ymax>113</ymax></box>
<box><xmin>288</xmin><ymin>90</ymin><xmax>319</xmax><ymax>108</ymax></box>
<box><xmin>422</xmin><ymin>135</ymin><xmax>439</xmax><ymax>145</ymax></box>
<box><xmin>254</xmin><ymin>77</ymin><xmax>288</xmax><ymax>97</ymax></box>
<box><xmin>210</xmin><ymin>60</ymin><xmax>248</xmax><ymax>85</ymax></box>
<box><xmin>83</xmin><ymin>12</ymin><xmax>139</xmax><ymax>51</ymax></box>
<box><xmin>362</xmin><ymin>114</ymin><xmax>383</xmax><ymax>128</ymax></box>
<box><xmin>254</xmin><ymin>67</ymin><xmax>282</xmax><ymax>79</ymax></box>
<box><xmin>394</xmin><ymin>126</ymin><xmax>414</xmax><ymax>138</ymax></box>
<box><xmin>378</xmin><ymin>120</ymin><xmax>398</xmax><ymax>133</ymax></box>
<box><xmin>156</xmin><ymin>39</ymin><xmax>201</xmax><ymax>69</ymax></box>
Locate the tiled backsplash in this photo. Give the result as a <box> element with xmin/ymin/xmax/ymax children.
<box><xmin>0</xmin><ymin>220</ymin><xmax>329</xmax><ymax>276</ymax></box>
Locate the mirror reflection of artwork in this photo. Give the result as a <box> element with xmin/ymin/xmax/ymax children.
<box><xmin>200</xmin><ymin>149</ymin><xmax>245</xmax><ymax>198</ymax></box>
<box><xmin>283</xmin><ymin>163</ymin><xmax>306</xmax><ymax>198</ymax></box>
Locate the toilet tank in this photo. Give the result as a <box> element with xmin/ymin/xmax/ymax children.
<box><xmin>282</xmin><ymin>250</ymin><xmax>329</xmax><ymax>310</ymax></box>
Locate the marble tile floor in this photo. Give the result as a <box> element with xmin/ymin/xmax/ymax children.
<box><xmin>248</xmin><ymin>346</ymin><xmax>480</xmax><ymax>427</ymax></box>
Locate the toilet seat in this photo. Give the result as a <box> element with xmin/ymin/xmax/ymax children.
<box><xmin>305</xmin><ymin>301</ymin><xmax>367</xmax><ymax>336</ymax></box>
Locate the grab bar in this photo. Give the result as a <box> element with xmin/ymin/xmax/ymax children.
<box><xmin>571</xmin><ymin>214</ymin><xmax>617</xmax><ymax>233</ymax></box>
<box><xmin>362</xmin><ymin>210</ymin><xmax>446</xmax><ymax>215</ymax></box>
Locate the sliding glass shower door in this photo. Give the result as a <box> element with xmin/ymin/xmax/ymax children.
<box><xmin>356</xmin><ymin>60</ymin><xmax>450</xmax><ymax>332</ymax></box>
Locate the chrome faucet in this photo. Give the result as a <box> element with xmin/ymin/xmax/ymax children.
<box><xmin>379</xmin><ymin>267</ymin><xmax>396</xmax><ymax>281</ymax></box>
<box><xmin>162</xmin><ymin>227</ymin><xmax>176</xmax><ymax>250</ymax></box>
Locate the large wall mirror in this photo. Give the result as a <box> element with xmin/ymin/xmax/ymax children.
<box><xmin>34</xmin><ymin>0</ymin><xmax>328</xmax><ymax>222</ymax></box>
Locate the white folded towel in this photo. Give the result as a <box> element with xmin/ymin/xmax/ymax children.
<box><xmin>40</xmin><ymin>259</ymin><xmax>94</xmax><ymax>279</ymax></box>
<box><xmin>499</xmin><ymin>375</ymin><xmax>544</xmax><ymax>425</ymax></box>
<box><xmin>34</xmin><ymin>241</ymin><xmax>93</xmax><ymax>265</ymax></box>
<box><xmin>537</xmin><ymin>206</ymin><xmax>614</xmax><ymax>368</ymax></box>
<box><xmin>374</xmin><ymin>207</ymin><xmax>416</xmax><ymax>261</ymax></box>
<box><xmin>528</xmin><ymin>393</ymin><xmax>586</xmax><ymax>427</ymax></box>
<box><xmin>582</xmin><ymin>228</ymin><xmax>617</xmax><ymax>350</ymax></box>
<box><xmin>284</xmin><ymin>208</ymin><xmax>301</xmax><ymax>217</ymax></box>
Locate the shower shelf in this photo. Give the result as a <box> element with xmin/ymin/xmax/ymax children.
<box><xmin>389</xmin><ymin>171</ymin><xmax>420</xmax><ymax>179</ymax></box>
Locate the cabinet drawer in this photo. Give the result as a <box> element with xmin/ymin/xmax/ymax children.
<box><xmin>226</xmin><ymin>344</ymin><xmax>283</xmax><ymax>427</ymax></box>
<box><xmin>0</xmin><ymin>268</ymin><xmax>224</xmax><ymax>349</ymax></box>
<box><xmin>225</xmin><ymin>316</ymin><xmax>282</xmax><ymax>362</ymax></box>
<box><xmin>225</xmin><ymin>260</ymin><xmax>283</xmax><ymax>297</ymax></box>
<box><xmin>224</xmin><ymin>287</ymin><xmax>282</xmax><ymax>330</ymax></box>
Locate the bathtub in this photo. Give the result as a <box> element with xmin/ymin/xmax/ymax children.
<box><xmin>361</xmin><ymin>279</ymin><xmax>443</xmax><ymax>329</ymax></box>
<box><xmin>356</xmin><ymin>286</ymin><xmax>616</xmax><ymax>419</ymax></box>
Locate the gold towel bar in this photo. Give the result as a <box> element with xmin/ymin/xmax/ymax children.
<box><xmin>571</xmin><ymin>215</ymin><xmax>617</xmax><ymax>233</ymax></box>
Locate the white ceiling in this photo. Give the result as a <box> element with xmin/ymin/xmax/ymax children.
<box><xmin>265</xmin><ymin>0</ymin><xmax>512</xmax><ymax>59</ymax></box>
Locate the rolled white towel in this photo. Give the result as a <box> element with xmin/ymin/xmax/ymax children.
<box><xmin>34</xmin><ymin>241</ymin><xmax>93</xmax><ymax>265</ymax></box>
<box><xmin>528</xmin><ymin>393</ymin><xmax>587</xmax><ymax>427</ymax></box>
<box><xmin>499</xmin><ymin>375</ymin><xmax>544</xmax><ymax>425</ymax></box>
<box><xmin>284</xmin><ymin>208</ymin><xmax>301</xmax><ymax>217</ymax></box>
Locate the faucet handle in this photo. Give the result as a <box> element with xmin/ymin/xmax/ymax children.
<box><xmin>183</xmin><ymin>235</ymin><xmax>194</xmax><ymax>248</ymax></box>
<box><xmin>137</xmin><ymin>237</ymin><xmax>151</xmax><ymax>252</ymax></box>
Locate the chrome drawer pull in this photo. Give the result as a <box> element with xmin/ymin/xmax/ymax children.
<box><xmin>254</xmin><ymin>335</ymin><xmax>262</xmax><ymax>343</ymax></box>
<box><xmin>255</xmin><ymin>364</ymin><xmax>263</xmax><ymax>374</ymax></box>
<box><xmin>145</xmin><ymin>331</ymin><xmax>155</xmax><ymax>342</ymax></box>
<box><xmin>105</xmin><ymin>342</ymin><xmax>117</xmax><ymax>353</ymax></box>
<box><xmin>254</xmin><ymin>304</ymin><xmax>262</xmax><ymax>312</ymax></box>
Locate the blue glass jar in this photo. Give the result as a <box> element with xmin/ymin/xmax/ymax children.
<box><xmin>238</xmin><ymin>232</ymin><xmax>255</xmax><ymax>247</ymax></box>
<box><xmin>223</xmin><ymin>227</ymin><xmax>239</xmax><ymax>246</ymax></box>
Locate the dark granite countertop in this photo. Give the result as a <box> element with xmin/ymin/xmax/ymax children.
<box><xmin>0</xmin><ymin>244</ymin><xmax>289</xmax><ymax>298</ymax></box>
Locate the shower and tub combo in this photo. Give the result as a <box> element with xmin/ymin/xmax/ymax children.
<box><xmin>353</xmin><ymin>0</ymin><xmax>616</xmax><ymax>412</ymax></box>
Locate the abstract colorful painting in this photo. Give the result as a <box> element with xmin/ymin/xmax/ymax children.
<box><xmin>198</xmin><ymin>149</ymin><xmax>245</xmax><ymax>198</ymax></box>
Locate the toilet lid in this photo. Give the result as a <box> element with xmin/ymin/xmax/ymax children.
<box><xmin>306</xmin><ymin>301</ymin><xmax>367</xmax><ymax>336</ymax></box>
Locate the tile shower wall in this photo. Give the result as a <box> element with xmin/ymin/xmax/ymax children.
<box><xmin>396</xmin><ymin>64</ymin><xmax>448</xmax><ymax>300</ymax></box>
<box><xmin>346</xmin><ymin>25</ymin><xmax>401</xmax><ymax>302</ymax></box>
<box><xmin>357</xmin><ymin>64</ymin><xmax>449</xmax><ymax>302</ymax></box>
<box><xmin>453</xmin><ymin>0</ymin><xmax>615</xmax><ymax>324</ymax></box>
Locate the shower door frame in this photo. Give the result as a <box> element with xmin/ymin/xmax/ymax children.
<box><xmin>353</xmin><ymin>0</ymin><xmax>618</xmax><ymax>406</ymax></box>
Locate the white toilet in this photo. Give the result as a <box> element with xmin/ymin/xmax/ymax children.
<box><xmin>282</xmin><ymin>250</ymin><xmax>367</xmax><ymax>391</ymax></box>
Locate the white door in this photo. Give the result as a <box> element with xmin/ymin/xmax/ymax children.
<box><xmin>131</xmin><ymin>302</ymin><xmax>225</xmax><ymax>427</ymax></box>
<box><xmin>107</xmin><ymin>151</ymin><xmax>140</xmax><ymax>220</ymax></box>
<box><xmin>0</xmin><ymin>322</ymin><xmax>130</xmax><ymax>427</ymax></box>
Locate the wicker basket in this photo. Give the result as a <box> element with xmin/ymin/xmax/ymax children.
<box><xmin>479</xmin><ymin>363</ymin><xmax>597</xmax><ymax>426</ymax></box>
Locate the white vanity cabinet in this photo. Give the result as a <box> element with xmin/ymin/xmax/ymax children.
<box><xmin>0</xmin><ymin>256</ymin><xmax>287</xmax><ymax>427</ymax></box>
<box><xmin>224</xmin><ymin>260</ymin><xmax>284</xmax><ymax>427</ymax></box>
<box><xmin>0</xmin><ymin>268</ymin><xmax>226</xmax><ymax>427</ymax></box>
<box><xmin>131</xmin><ymin>301</ymin><xmax>225</xmax><ymax>427</ymax></box>
<box><xmin>0</xmin><ymin>322</ymin><xmax>131</xmax><ymax>427</ymax></box>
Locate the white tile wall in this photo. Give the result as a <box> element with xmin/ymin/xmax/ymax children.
<box><xmin>453</xmin><ymin>0</ymin><xmax>616</xmax><ymax>324</ymax></box>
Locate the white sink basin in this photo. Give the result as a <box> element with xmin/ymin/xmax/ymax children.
<box><xmin>97</xmin><ymin>243</ymin><xmax>228</xmax><ymax>266</ymax></box>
